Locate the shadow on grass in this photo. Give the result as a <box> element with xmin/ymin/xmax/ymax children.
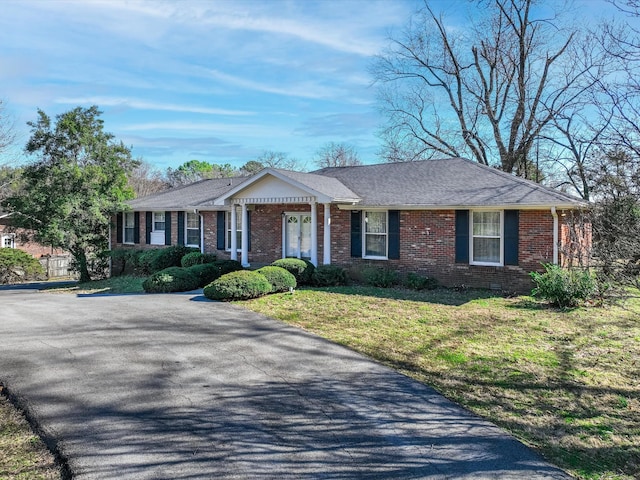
<box><xmin>307</xmin><ymin>285</ymin><xmax>504</xmax><ymax>306</ymax></box>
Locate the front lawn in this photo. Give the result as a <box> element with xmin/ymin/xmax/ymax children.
<box><xmin>242</xmin><ymin>286</ymin><xmax>640</xmax><ymax>480</ymax></box>
<box><xmin>0</xmin><ymin>387</ymin><xmax>60</xmax><ymax>479</ymax></box>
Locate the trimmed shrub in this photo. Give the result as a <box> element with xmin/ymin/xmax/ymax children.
<box><xmin>362</xmin><ymin>267</ymin><xmax>399</xmax><ymax>288</ymax></box>
<box><xmin>110</xmin><ymin>248</ymin><xmax>146</xmax><ymax>276</ymax></box>
<box><xmin>256</xmin><ymin>266</ymin><xmax>297</xmax><ymax>293</ymax></box>
<box><xmin>203</xmin><ymin>270</ymin><xmax>272</xmax><ymax>301</ymax></box>
<box><xmin>405</xmin><ymin>272</ymin><xmax>438</xmax><ymax>290</ymax></box>
<box><xmin>271</xmin><ymin>258</ymin><xmax>315</xmax><ymax>285</ymax></box>
<box><xmin>142</xmin><ymin>266</ymin><xmax>200</xmax><ymax>293</ymax></box>
<box><xmin>313</xmin><ymin>265</ymin><xmax>348</xmax><ymax>287</ymax></box>
<box><xmin>530</xmin><ymin>264</ymin><xmax>596</xmax><ymax>308</ymax></box>
<box><xmin>188</xmin><ymin>263</ymin><xmax>223</xmax><ymax>288</ymax></box>
<box><xmin>215</xmin><ymin>259</ymin><xmax>244</xmax><ymax>276</ymax></box>
<box><xmin>0</xmin><ymin>248</ymin><xmax>45</xmax><ymax>284</ymax></box>
<box><xmin>181</xmin><ymin>252</ymin><xmax>217</xmax><ymax>268</ymax></box>
<box><xmin>148</xmin><ymin>245</ymin><xmax>199</xmax><ymax>273</ymax></box>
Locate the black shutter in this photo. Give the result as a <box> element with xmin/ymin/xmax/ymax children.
<box><xmin>247</xmin><ymin>210</ymin><xmax>251</xmax><ymax>252</ymax></box>
<box><xmin>350</xmin><ymin>210</ymin><xmax>362</xmax><ymax>258</ymax></box>
<box><xmin>165</xmin><ymin>211</ymin><xmax>172</xmax><ymax>245</ymax></box>
<box><xmin>145</xmin><ymin>211</ymin><xmax>152</xmax><ymax>244</ymax></box>
<box><xmin>177</xmin><ymin>211</ymin><xmax>185</xmax><ymax>246</ymax></box>
<box><xmin>388</xmin><ymin>210</ymin><xmax>400</xmax><ymax>259</ymax></box>
<box><xmin>504</xmin><ymin>210</ymin><xmax>519</xmax><ymax>266</ymax></box>
<box><xmin>133</xmin><ymin>212</ymin><xmax>140</xmax><ymax>244</ymax></box>
<box><xmin>116</xmin><ymin>213</ymin><xmax>123</xmax><ymax>244</ymax></box>
<box><xmin>455</xmin><ymin>210</ymin><xmax>469</xmax><ymax>263</ymax></box>
<box><xmin>217</xmin><ymin>211</ymin><xmax>225</xmax><ymax>250</ymax></box>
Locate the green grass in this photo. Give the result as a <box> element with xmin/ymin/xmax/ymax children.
<box><xmin>43</xmin><ymin>275</ymin><xmax>145</xmax><ymax>295</ymax></box>
<box><xmin>242</xmin><ymin>286</ymin><xmax>640</xmax><ymax>480</ymax></box>
<box><xmin>0</xmin><ymin>388</ymin><xmax>60</xmax><ymax>479</ymax></box>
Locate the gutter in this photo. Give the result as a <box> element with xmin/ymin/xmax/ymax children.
<box><xmin>551</xmin><ymin>207</ymin><xmax>559</xmax><ymax>265</ymax></box>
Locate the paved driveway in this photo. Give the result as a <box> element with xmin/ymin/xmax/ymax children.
<box><xmin>0</xmin><ymin>287</ymin><xmax>570</xmax><ymax>479</ymax></box>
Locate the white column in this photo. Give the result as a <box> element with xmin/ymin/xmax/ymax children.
<box><xmin>241</xmin><ymin>203</ymin><xmax>249</xmax><ymax>267</ymax></box>
<box><xmin>230</xmin><ymin>205</ymin><xmax>238</xmax><ymax>261</ymax></box>
<box><xmin>323</xmin><ymin>203</ymin><xmax>331</xmax><ymax>265</ymax></box>
<box><xmin>310</xmin><ymin>202</ymin><xmax>318</xmax><ymax>266</ymax></box>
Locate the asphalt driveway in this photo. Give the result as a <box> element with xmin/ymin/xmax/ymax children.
<box><xmin>0</xmin><ymin>287</ymin><xmax>571</xmax><ymax>479</ymax></box>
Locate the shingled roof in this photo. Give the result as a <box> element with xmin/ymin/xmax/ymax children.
<box><xmin>127</xmin><ymin>158</ymin><xmax>584</xmax><ymax>210</ymax></box>
<box><xmin>128</xmin><ymin>177</ymin><xmax>238</xmax><ymax>210</ymax></box>
<box><xmin>314</xmin><ymin>158</ymin><xmax>583</xmax><ymax>208</ymax></box>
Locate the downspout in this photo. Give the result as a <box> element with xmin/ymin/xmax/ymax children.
<box><xmin>551</xmin><ymin>207</ymin><xmax>559</xmax><ymax>265</ymax></box>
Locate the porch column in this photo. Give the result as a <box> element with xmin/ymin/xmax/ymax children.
<box><xmin>310</xmin><ymin>202</ymin><xmax>318</xmax><ymax>266</ymax></box>
<box><xmin>230</xmin><ymin>205</ymin><xmax>238</xmax><ymax>261</ymax></box>
<box><xmin>241</xmin><ymin>203</ymin><xmax>249</xmax><ymax>267</ymax></box>
<box><xmin>323</xmin><ymin>203</ymin><xmax>331</xmax><ymax>265</ymax></box>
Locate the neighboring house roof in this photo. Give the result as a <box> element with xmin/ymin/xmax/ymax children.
<box><xmin>127</xmin><ymin>158</ymin><xmax>585</xmax><ymax>211</ymax></box>
<box><xmin>314</xmin><ymin>158</ymin><xmax>584</xmax><ymax>209</ymax></box>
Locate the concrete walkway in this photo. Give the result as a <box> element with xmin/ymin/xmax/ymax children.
<box><xmin>0</xmin><ymin>287</ymin><xmax>571</xmax><ymax>479</ymax></box>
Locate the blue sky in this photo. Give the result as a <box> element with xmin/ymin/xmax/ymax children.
<box><xmin>0</xmin><ymin>0</ymin><xmax>622</xmax><ymax>172</ymax></box>
<box><xmin>1</xmin><ymin>0</ymin><xmax>423</xmax><ymax>171</ymax></box>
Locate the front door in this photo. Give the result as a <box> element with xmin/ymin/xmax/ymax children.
<box><xmin>285</xmin><ymin>214</ymin><xmax>312</xmax><ymax>258</ymax></box>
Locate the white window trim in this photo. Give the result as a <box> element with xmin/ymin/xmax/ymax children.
<box><xmin>1</xmin><ymin>234</ymin><xmax>16</xmax><ymax>249</ymax></box>
<box><xmin>152</xmin><ymin>211</ymin><xmax>165</xmax><ymax>233</ymax></box>
<box><xmin>123</xmin><ymin>212</ymin><xmax>135</xmax><ymax>245</ymax></box>
<box><xmin>362</xmin><ymin>210</ymin><xmax>388</xmax><ymax>260</ymax></box>
<box><xmin>469</xmin><ymin>210</ymin><xmax>504</xmax><ymax>267</ymax></box>
<box><xmin>185</xmin><ymin>212</ymin><xmax>200</xmax><ymax>248</ymax></box>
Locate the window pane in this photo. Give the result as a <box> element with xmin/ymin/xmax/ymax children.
<box><xmin>124</xmin><ymin>228</ymin><xmax>134</xmax><ymax>243</ymax></box>
<box><xmin>187</xmin><ymin>229</ymin><xmax>200</xmax><ymax>246</ymax></box>
<box><xmin>153</xmin><ymin>212</ymin><xmax>165</xmax><ymax>231</ymax></box>
<box><xmin>473</xmin><ymin>237</ymin><xmax>500</xmax><ymax>263</ymax></box>
<box><xmin>365</xmin><ymin>211</ymin><xmax>386</xmax><ymax>234</ymax></box>
<box><xmin>124</xmin><ymin>212</ymin><xmax>135</xmax><ymax>228</ymax></box>
<box><xmin>365</xmin><ymin>234</ymin><xmax>386</xmax><ymax>257</ymax></box>
<box><xmin>186</xmin><ymin>212</ymin><xmax>199</xmax><ymax>228</ymax></box>
<box><xmin>473</xmin><ymin>211</ymin><xmax>500</xmax><ymax>236</ymax></box>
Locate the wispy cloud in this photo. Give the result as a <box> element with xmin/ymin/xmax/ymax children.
<box><xmin>55</xmin><ymin>96</ymin><xmax>254</xmax><ymax>116</ymax></box>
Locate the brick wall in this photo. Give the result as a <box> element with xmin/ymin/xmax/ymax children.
<box><xmin>1</xmin><ymin>221</ymin><xmax>66</xmax><ymax>258</ymax></box>
<box><xmin>112</xmin><ymin>207</ymin><xmax>584</xmax><ymax>292</ymax></box>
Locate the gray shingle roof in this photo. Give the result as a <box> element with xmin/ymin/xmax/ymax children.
<box><xmin>128</xmin><ymin>177</ymin><xmax>238</xmax><ymax>210</ymax></box>
<box><xmin>128</xmin><ymin>158</ymin><xmax>584</xmax><ymax>210</ymax></box>
<box><xmin>313</xmin><ymin>158</ymin><xmax>584</xmax><ymax>208</ymax></box>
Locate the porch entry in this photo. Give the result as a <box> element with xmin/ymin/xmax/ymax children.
<box><xmin>285</xmin><ymin>214</ymin><xmax>312</xmax><ymax>259</ymax></box>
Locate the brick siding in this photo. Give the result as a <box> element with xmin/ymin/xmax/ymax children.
<box><xmin>112</xmin><ymin>207</ymin><xmax>587</xmax><ymax>292</ymax></box>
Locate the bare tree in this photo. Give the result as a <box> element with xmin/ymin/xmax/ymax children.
<box><xmin>0</xmin><ymin>99</ymin><xmax>16</xmax><ymax>157</ymax></box>
<box><xmin>374</xmin><ymin>0</ymin><xmax>600</xmax><ymax>174</ymax></box>
<box><xmin>253</xmin><ymin>150</ymin><xmax>305</xmax><ymax>171</ymax></box>
<box><xmin>128</xmin><ymin>160</ymin><xmax>169</xmax><ymax>197</ymax></box>
<box><xmin>314</xmin><ymin>142</ymin><xmax>362</xmax><ymax>168</ymax></box>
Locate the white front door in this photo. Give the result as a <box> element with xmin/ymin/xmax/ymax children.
<box><xmin>285</xmin><ymin>214</ymin><xmax>312</xmax><ymax>258</ymax></box>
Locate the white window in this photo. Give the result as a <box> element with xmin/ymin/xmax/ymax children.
<box><xmin>186</xmin><ymin>212</ymin><xmax>200</xmax><ymax>247</ymax></box>
<box><xmin>363</xmin><ymin>211</ymin><xmax>387</xmax><ymax>259</ymax></box>
<box><xmin>2</xmin><ymin>234</ymin><xmax>15</xmax><ymax>249</ymax></box>
<box><xmin>124</xmin><ymin>212</ymin><xmax>135</xmax><ymax>244</ymax></box>
<box><xmin>471</xmin><ymin>211</ymin><xmax>503</xmax><ymax>266</ymax></box>
<box><xmin>153</xmin><ymin>212</ymin><xmax>165</xmax><ymax>232</ymax></box>
<box><xmin>226</xmin><ymin>207</ymin><xmax>241</xmax><ymax>251</ymax></box>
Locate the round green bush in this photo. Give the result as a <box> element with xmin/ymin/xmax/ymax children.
<box><xmin>312</xmin><ymin>265</ymin><xmax>348</xmax><ymax>287</ymax></box>
<box><xmin>203</xmin><ymin>270</ymin><xmax>272</xmax><ymax>301</ymax></box>
<box><xmin>0</xmin><ymin>248</ymin><xmax>45</xmax><ymax>284</ymax></box>
<box><xmin>256</xmin><ymin>266</ymin><xmax>297</xmax><ymax>293</ymax></box>
<box><xmin>142</xmin><ymin>266</ymin><xmax>200</xmax><ymax>293</ymax></box>
<box><xmin>214</xmin><ymin>259</ymin><xmax>244</xmax><ymax>276</ymax></box>
<box><xmin>188</xmin><ymin>263</ymin><xmax>223</xmax><ymax>288</ymax></box>
<box><xmin>271</xmin><ymin>258</ymin><xmax>315</xmax><ymax>285</ymax></box>
<box><xmin>181</xmin><ymin>252</ymin><xmax>217</xmax><ymax>268</ymax></box>
<box><xmin>139</xmin><ymin>246</ymin><xmax>199</xmax><ymax>274</ymax></box>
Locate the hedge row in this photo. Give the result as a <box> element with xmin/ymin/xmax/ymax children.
<box><xmin>142</xmin><ymin>259</ymin><xmax>243</xmax><ymax>293</ymax></box>
<box><xmin>111</xmin><ymin>246</ymin><xmax>209</xmax><ymax>276</ymax></box>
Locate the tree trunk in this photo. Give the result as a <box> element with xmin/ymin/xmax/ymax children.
<box><xmin>73</xmin><ymin>248</ymin><xmax>91</xmax><ymax>283</ymax></box>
